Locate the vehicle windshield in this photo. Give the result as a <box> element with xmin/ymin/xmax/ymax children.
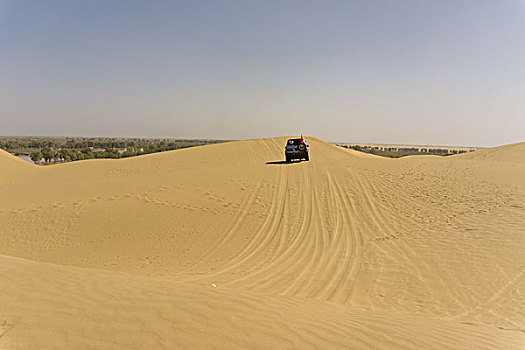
<box><xmin>287</xmin><ymin>138</ymin><xmax>303</xmax><ymax>145</ymax></box>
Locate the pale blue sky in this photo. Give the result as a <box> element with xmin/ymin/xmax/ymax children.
<box><xmin>1</xmin><ymin>0</ymin><xmax>524</xmax><ymax>146</ymax></box>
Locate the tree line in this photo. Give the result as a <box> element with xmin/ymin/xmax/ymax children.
<box><xmin>0</xmin><ymin>137</ymin><xmax>226</xmax><ymax>164</ymax></box>
<box><xmin>339</xmin><ymin>144</ymin><xmax>475</xmax><ymax>158</ymax></box>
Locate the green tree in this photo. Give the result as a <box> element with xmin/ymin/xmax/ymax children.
<box><xmin>30</xmin><ymin>150</ymin><xmax>43</xmax><ymax>164</ymax></box>
<box><xmin>42</xmin><ymin>147</ymin><xmax>54</xmax><ymax>163</ymax></box>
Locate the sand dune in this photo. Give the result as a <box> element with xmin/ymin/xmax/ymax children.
<box><xmin>458</xmin><ymin>141</ymin><xmax>525</xmax><ymax>163</ymax></box>
<box><xmin>1</xmin><ymin>137</ymin><xmax>524</xmax><ymax>349</ymax></box>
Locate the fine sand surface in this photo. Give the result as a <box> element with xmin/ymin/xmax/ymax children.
<box><xmin>0</xmin><ymin>137</ymin><xmax>524</xmax><ymax>349</ymax></box>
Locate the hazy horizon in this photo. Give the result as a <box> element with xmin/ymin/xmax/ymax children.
<box><xmin>2</xmin><ymin>0</ymin><xmax>525</xmax><ymax>147</ymax></box>
<box><xmin>0</xmin><ymin>133</ymin><xmax>496</xmax><ymax>149</ymax></box>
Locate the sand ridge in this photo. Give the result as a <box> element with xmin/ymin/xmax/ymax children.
<box><xmin>0</xmin><ymin>137</ymin><xmax>524</xmax><ymax>348</ymax></box>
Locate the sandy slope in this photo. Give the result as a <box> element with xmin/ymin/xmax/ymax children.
<box><xmin>0</xmin><ymin>138</ymin><xmax>524</xmax><ymax>349</ymax></box>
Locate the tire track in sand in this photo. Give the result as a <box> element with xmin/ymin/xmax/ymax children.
<box><xmin>313</xmin><ymin>168</ymin><xmax>361</xmax><ymax>303</ymax></box>
<box><xmin>188</xmin><ymin>161</ymin><xmax>289</xmax><ymax>281</ymax></box>
<box><xmin>178</xmin><ymin>138</ymin><xmax>283</xmax><ymax>275</ymax></box>
<box><xmin>243</xmin><ymin>162</ymin><xmax>318</xmax><ymax>296</ymax></box>
<box><xmin>177</xmin><ymin>179</ymin><xmax>265</xmax><ymax>276</ymax></box>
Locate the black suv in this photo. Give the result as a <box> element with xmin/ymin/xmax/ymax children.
<box><xmin>285</xmin><ymin>137</ymin><xmax>309</xmax><ymax>162</ymax></box>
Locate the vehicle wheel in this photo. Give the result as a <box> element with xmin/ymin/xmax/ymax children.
<box><xmin>285</xmin><ymin>156</ymin><xmax>291</xmax><ymax>163</ymax></box>
<box><xmin>305</xmin><ymin>155</ymin><xmax>310</xmax><ymax>161</ymax></box>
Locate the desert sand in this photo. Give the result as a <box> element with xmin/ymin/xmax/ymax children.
<box><xmin>0</xmin><ymin>137</ymin><xmax>524</xmax><ymax>349</ymax></box>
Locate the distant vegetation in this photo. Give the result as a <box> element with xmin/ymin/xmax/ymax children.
<box><xmin>0</xmin><ymin>136</ymin><xmax>227</xmax><ymax>165</ymax></box>
<box><xmin>338</xmin><ymin>144</ymin><xmax>478</xmax><ymax>158</ymax></box>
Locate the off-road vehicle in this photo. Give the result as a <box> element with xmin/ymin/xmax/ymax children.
<box><xmin>285</xmin><ymin>136</ymin><xmax>309</xmax><ymax>162</ymax></box>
